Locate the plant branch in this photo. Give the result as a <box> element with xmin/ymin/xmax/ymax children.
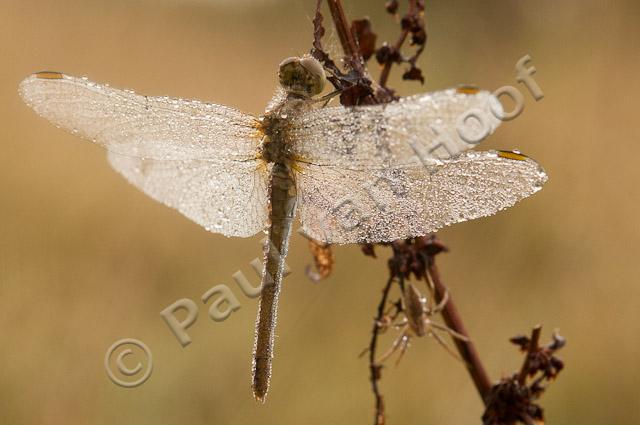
<box><xmin>378</xmin><ymin>0</ymin><xmax>427</xmax><ymax>90</ymax></box>
<box><xmin>518</xmin><ymin>325</ymin><xmax>542</xmax><ymax>385</ymax></box>
<box><xmin>367</xmin><ymin>275</ymin><xmax>395</xmax><ymax>425</ymax></box>
<box><xmin>378</xmin><ymin>0</ymin><xmax>418</xmax><ymax>88</ymax></box>
<box><xmin>378</xmin><ymin>29</ymin><xmax>409</xmax><ymax>88</ymax></box>
<box><xmin>322</xmin><ymin>0</ymin><xmax>492</xmax><ymax>410</ymax></box>
<box><xmin>314</xmin><ymin>2</ymin><xmax>563</xmax><ymax>424</ymax></box>
<box><xmin>427</xmin><ymin>259</ymin><xmax>493</xmax><ymax>402</ymax></box>
<box><xmin>326</xmin><ymin>0</ymin><xmax>363</xmax><ymax>71</ymax></box>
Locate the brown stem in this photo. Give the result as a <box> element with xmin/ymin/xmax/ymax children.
<box><xmin>378</xmin><ymin>0</ymin><xmax>422</xmax><ymax>89</ymax></box>
<box><xmin>518</xmin><ymin>325</ymin><xmax>542</xmax><ymax>385</ymax></box>
<box><xmin>324</xmin><ymin>0</ymin><xmax>378</xmax><ymax>105</ymax></box>
<box><xmin>427</xmin><ymin>260</ymin><xmax>493</xmax><ymax>403</ymax></box>
<box><xmin>323</xmin><ymin>0</ymin><xmax>491</xmax><ymax>419</ymax></box>
<box><xmin>378</xmin><ymin>29</ymin><xmax>409</xmax><ymax>88</ymax></box>
<box><xmin>326</xmin><ymin>0</ymin><xmax>363</xmax><ymax>70</ymax></box>
<box><xmin>367</xmin><ymin>275</ymin><xmax>395</xmax><ymax>425</ymax></box>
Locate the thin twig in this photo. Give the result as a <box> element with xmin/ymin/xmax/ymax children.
<box><xmin>518</xmin><ymin>325</ymin><xmax>542</xmax><ymax>385</ymax></box>
<box><xmin>378</xmin><ymin>30</ymin><xmax>409</xmax><ymax>88</ymax></box>
<box><xmin>326</xmin><ymin>0</ymin><xmax>363</xmax><ymax>71</ymax></box>
<box><xmin>368</xmin><ymin>275</ymin><xmax>395</xmax><ymax>425</ymax></box>
<box><xmin>378</xmin><ymin>0</ymin><xmax>417</xmax><ymax>88</ymax></box>
<box><xmin>378</xmin><ymin>0</ymin><xmax>427</xmax><ymax>91</ymax></box>
<box><xmin>427</xmin><ymin>260</ymin><xmax>493</xmax><ymax>402</ymax></box>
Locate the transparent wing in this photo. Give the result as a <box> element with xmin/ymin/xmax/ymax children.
<box><xmin>19</xmin><ymin>72</ymin><xmax>261</xmax><ymax>161</ymax></box>
<box><xmin>295</xmin><ymin>151</ymin><xmax>547</xmax><ymax>244</ymax></box>
<box><xmin>19</xmin><ymin>72</ymin><xmax>269</xmax><ymax>237</ymax></box>
<box><xmin>288</xmin><ymin>88</ymin><xmax>503</xmax><ymax>169</ymax></box>
<box><xmin>108</xmin><ymin>153</ymin><xmax>270</xmax><ymax>237</ymax></box>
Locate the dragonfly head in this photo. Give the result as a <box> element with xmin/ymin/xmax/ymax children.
<box><xmin>278</xmin><ymin>56</ymin><xmax>326</xmax><ymax>98</ymax></box>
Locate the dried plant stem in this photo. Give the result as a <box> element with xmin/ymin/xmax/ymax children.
<box><xmin>378</xmin><ymin>29</ymin><xmax>408</xmax><ymax>88</ymax></box>
<box><xmin>427</xmin><ymin>260</ymin><xmax>492</xmax><ymax>402</ymax></box>
<box><xmin>378</xmin><ymin>0</ymin><xmax>418</xmax><ymax>88</ymax></box>
<box><xmin>318</xmin><ymin>2</ymin><xmax>563</xmax><ymax>422</ymax></box>
<box><xmin>326</xmin><ymin>0</ymin><xmax>363</xmax><ymax>71</ymax></box>
<box><xmin>324</xmin><ymin>0</ymin><xmax>492</xmax><ymax>413</ymax></box>
<box><xmin>517</xmin><ymin>325</ymin><xmax>542</xmax><ymax>385</ymax></box>
<box><xmin>367</xmin><ymin>275</ymin><xmax>395</xmax><ymax>425</ymax></box>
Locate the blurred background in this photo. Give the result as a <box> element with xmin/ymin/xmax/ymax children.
<box><xmin>1</xmin><ymin>0</ymin><xmax>639</xmax><ymax>424</ymax></box>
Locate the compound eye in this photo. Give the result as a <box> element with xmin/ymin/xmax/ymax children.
<box><xmin>299</xmin><ymin>56</ymin><xmax>326</xmax><ymax>95</ymax></box>
<box><xmin>278</xmin><ymin>56</ymin><xmax>326</xmax><ymax>97</ymax></box>
<box><xmin>279</xmin><ymin>57</ymin><xmax>299</xmax><ymax>69</ymax></box>
<box><xmin>278</xmin><ymin>57</ymin><xmax>303</xmax><ymax>91</ymax></box>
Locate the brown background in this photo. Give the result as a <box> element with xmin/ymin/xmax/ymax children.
<box><xmin>1</xmin><ymin>0</ymin><xmax>639</xmax><ymax>424</ymax></box>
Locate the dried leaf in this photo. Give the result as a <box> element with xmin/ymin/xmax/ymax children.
<box><xmin>351</xmin><ymin>18</ymin><xmax>377</xmax><ymax>61</ymax></box>
<box><xmin>483</xmin><ymin>378</ymin><xmax>545</xmax><ymax>425</ymax></box>
<box><xmin>484</xmin><ymin>330</ymin><xmax>566</xmax><ymax>424</ymax></box>
<box><xmin>361</xmin><ymin>244</ymin><xmax>377</xmax><ymax>258</ymax></box>
<box><xmin>339</xmin><ymin>82</ymin><xmax>374</xmax><ymax>106</ymax></box>
<box><xmin>410</xmin><ymin>27</ymin><xmax>427</xmax><ymax>45</ymax></box>
<box><xmin>385</xmin><ymin>0</ymin><xmax>399</xmax><ymax>14</ymax></box>
<box><xmin>402</xmin><ymin>65</ymin><xmax>424</xmax><ymax>84</ymax></box>
<box><xmin>305</xmin><ymin>239</ymin><xmax>335</xmax><ymax>282</ymax></box>
<box><xmin>510</xmin><ymin>335</ymin><xmax>531</xmax><ymax>350</ymax></box>
<box><xmin>375</xmin><ymin>43</ymin><xmax>401</xmax><ymax>65</ymax></box>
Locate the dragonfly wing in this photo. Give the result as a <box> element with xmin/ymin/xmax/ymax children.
<box><xmin>294</xmin><ymin>151</ymin><xmax>547</xmax><ymax>244</ymax></box>
<box><xmin>288</xmin><ymin>88</ymin><xmax>502</xmax><ymax>169</ymax></box>
<box><xmin>20</xmin><ymin>72</ymin><xmax>269</xmax><ymax>237</ymax></box>
<box><xmin>108</xmin><ymin>153</ymin><xmax>270</xmax><ymax>237</ymax></box>
<box><xmin>19</xmin><ymin>72</ymin><xmax>261</xmax><ymax>161</ymax></box>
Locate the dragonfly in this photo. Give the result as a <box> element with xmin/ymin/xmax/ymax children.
<box><xmin>19</xmin><ymin>55</ymin><xmax>547</xmax><ymax>402</ymax></box>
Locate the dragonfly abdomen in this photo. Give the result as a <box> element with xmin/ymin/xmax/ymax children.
<box><xmin>252</xmin><ymin>162</ymin><xmax>297</xmax><ymax>402</ymax></box>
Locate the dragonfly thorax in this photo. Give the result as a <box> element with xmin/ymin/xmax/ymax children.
<box><xmin>259</xmin><ymin>114</ymin><xmax>291</xmax><ymax>164</ymax></box>
<box><xmin>257</xmin><ymin>56</ymin><xmax>327</xmax><ymax>165</ymax></box>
